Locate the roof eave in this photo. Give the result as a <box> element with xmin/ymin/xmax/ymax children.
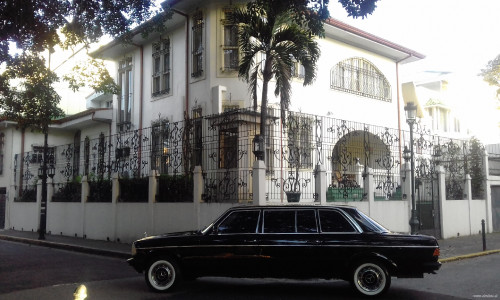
<box><xmin>324</xmin><ymin>18</ymin><xmax>425</xmax><ymax>64</ymax></box>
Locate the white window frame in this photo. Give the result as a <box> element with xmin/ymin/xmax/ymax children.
<box><xmin>152</xmin><ymin>38</ymin><xmax>172</xmax><ymax>98</ymax></box>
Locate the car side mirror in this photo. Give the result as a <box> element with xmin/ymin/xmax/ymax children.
<box><xmin>211</xmin><ymin>226</ymin><xmax>218</xmax><ymax>235</ymax></box>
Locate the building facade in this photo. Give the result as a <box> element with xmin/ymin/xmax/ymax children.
<box><xmin>1</xmin><ymin>0</ymin><xmax>495</xmax><ymax>241</ymax></box>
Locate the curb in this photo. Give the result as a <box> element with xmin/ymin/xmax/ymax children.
<box><xmin>0</xmin><ymin>234</ymin><xmax>130</xmax><ymax>260</ymax></box>
<box><xmin>439</xmin><ymin>249</ymin><xmax>500</xmax><ymax>263</ymax></box>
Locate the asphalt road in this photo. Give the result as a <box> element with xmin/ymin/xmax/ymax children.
<box><xmin>1</xmin><ymin>240</ymin><xmax>498</xmax><ymax>300</ymax></box>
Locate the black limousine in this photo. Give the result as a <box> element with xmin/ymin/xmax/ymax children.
<box><xmin>128</xmin><ymin>205</ymin><xmax>441</xmax><ymax>296</ymax></box>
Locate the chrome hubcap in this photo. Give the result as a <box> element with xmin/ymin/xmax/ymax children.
<box><xmin>152</xmin><ymin>263</ymin><xmax>172</xmax><ymax>287</ymax></box>
<box><xmin>357</xmin><ymin>266</ymin><xmax>383</xmax><ymax>292</ymax></box>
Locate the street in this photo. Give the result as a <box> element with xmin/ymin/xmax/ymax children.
<box><xmin>0</xmin><ymin>240</ymin><xmax>498</xmax><ymax>300</ymax></box>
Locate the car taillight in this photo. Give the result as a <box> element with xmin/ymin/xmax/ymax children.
<box><xmin>433</xmin><ymin>248</ymin><xmax>440</xmax><ymax>257</ymax></box>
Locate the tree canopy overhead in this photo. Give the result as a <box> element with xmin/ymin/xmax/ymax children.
<box><xmin>0</xmin><ymin>0</ymin><xmax>172</xmax><ymax>64</ymax></box>
<box><xmin>0</xmin><ymin>53</ymin><xmax>64</xmax><ymax>131</ymax></box>
<box><xmin>480</xmin><ymin>54</ymin><xmax>500</xmax><ymax>98</ymax></box>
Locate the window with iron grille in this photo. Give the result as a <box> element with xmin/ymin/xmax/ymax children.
<box><xmin>118</xmin><ymin>57</ymin><xmax>133</xmax><ymax>129</ymax></box>
<box><xmin>84</xmin><ymin>137</ymin><xmax>90</xmax><ymax>176</ymax></box>
<box><xmin>31</xmin><ymin>146</ymin><xmax>55</xmax><ymax>164</ymax></box>
<box><xmin>330</xmin><ymin>57</ymin><xmax>391</xmax><ymax>102</ymax></box>
<box><xmin>221</xmin><ymin>7</ymin><xmax>239</xmax><ymax>72</ymax></box>
<box><xmin>151</xmin><ymin>120</ymin><xmax>170</xmax><ymax>174</ymax></box>
<box><xmin>152</xmin><ymin>38</ymin><xmax>171</xmax><ymax>97</ymax></box>
<box><xmin>290</xmin><ymin>57</ymin><xmax>305</xmax><ymax>79</ymax></box>
<box><xmin>219</xmin><ymin>126</ymin><xmax>238</xmax><ymax>169</ymax></box>
<box><xmin>192</xmin><ymin>11</ymin><xmax>204</xmax><ymax>78</ymax></box>
<box><xmin>286</xmin><ymin>115</ymin><xmax>313</xmax><ymax>169</ymax></box>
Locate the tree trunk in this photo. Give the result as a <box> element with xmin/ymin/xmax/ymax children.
<box><xmin>259</xmin><ymin>56</ymin><xmax>273</xmax><ymax>162</ymax></box>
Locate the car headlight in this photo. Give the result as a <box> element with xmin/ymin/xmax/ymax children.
<box><xmin>131</xmin><ymin>243</ymin><xmax>137</xmax><ymax>256</ymax></box>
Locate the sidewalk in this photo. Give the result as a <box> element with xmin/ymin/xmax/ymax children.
<box><xmin>0</xmin><ymin>229</ymin><xmax>131</xmax><ymax>259</ymax></box>
<box><xmin>437</xmin><ymin>232</ymin><xmax>500</xmax><ymax>262</ymax></box>
<box><xmin>0</xmin><ymin>229</ymin><xmax>499</xmax><ymax>262</ymax></box>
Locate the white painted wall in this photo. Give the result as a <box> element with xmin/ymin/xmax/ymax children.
<box><xmin>440</xmin><ymin>199</ymin><xmax>487</xmax><ymax>239</ymax></box>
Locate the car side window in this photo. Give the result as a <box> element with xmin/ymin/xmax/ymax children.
<box><xmin>319</xmin><ymin>210</ymin><xmax>356</xmax><ymax>233</ymax></box>
<box><xmin>218</xmin><ymin>210</ymin><xmax>260</xmax><ymax>234</ymax></box>
<box><xmin>263</xmin><ymin>209</ymin><xmax>317</xmax><ymax>233</ymax></box>
<box><xmin>264</xmin><ymin>210</ymin><xmax>295</xmax><ymax>233</ymax></box>
<box><xmin>297</xmin><ymin>210</ymin><xmax>318</xmax><ymax>233</ymax></box>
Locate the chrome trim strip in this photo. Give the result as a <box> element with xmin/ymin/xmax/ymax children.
<box><xmin>137</xmin><ymin>244</ymin><xmax>438</xmax><ymax>251</ymax></box>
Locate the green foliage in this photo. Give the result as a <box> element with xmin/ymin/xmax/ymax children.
<box><xmin>17</xmin><ymin>187</ymin><xmax>37</xmax><ymax>203</ymax></box>
<box><xmin>63</xmin><ymin>58</ymin><xmax>119</xmax><ymax>95</ymax></box>
<box><xmin>87</xmin><ymin>179</ymin><xmax>112</xmax><ymax>202</ymax></box>
<box><xmin>157</xmin><ymin>174</ymin><xmax>193</xmax><ymax>203</ymax></box>
<box><xmin>468</xmin><ymin>137</ymin><xmax>485</xmax><ymax>199</ymax></box>
<box><xmin>231</xmin><ymin>0</ymin><xmax>322</xmax><ymax>118</ymax></box>
<box><xmin>0</xmin><ymin>0</ymin><xmax>171</xmax><ymax>64</ymax></box>
<box><xmin>118</xmin><ymin>177</ymin><xmax>149</xmax><ymax>203</ymax></box>
<box><xmin>338</xmin><ymin>0</ymin><xmax>379</xmax><ymax>19</ymax></box>
<box><xmin>0</xmin><ymin>53</ymin><xmax>64</xmax><ymax>132</ymax></box>
<box><xmin>479</xmin><ymin>54</ymin><xmax>500</xmax><ymax>99</ymax></box>
<box><xmin>52</xmin><ymin>181</ymin><xmax>82</xmax><ymax>202</ymax></box>
<box><xmin>0</xmin><ymin>0</ymin><xmax>173</xmax><ymax>101</ymax></box>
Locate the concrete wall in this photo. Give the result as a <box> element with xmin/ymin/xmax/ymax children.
<box><xmin>5</xmin><ymin>165</ymin><xmax>493</xmax><ymax>243</ymax></box>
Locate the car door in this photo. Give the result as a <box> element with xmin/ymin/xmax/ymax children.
<box><xmin>190</xmin><ymin>209</ymin><xmax>262</xmax><ymax>277</ymax></box>
<box><xmin>258</xmin><ymin>208</ymin><xmax>322</xmax><ymax>278</ymax></box>
<box><xmin>315</xmin><ymin>208</ymin><xmax>364</xmax><ymax>277</ymax></box>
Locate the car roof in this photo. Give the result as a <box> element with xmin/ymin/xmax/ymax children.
<box><xmin>227</xmin><ymin>205</ymin><xmax>357</xmax><ymax>211</ymax></box>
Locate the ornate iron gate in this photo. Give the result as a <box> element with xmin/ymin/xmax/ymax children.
<box><xmin>413</xmin><ymin>126</ymin><xmax>441</xmax><ymax>239</ymax></box>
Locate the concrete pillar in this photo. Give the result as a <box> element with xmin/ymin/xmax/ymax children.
<box><xmin>355</xmin><ymin>160</ymin><xmax>364</xmax><ymax>189</ymax></box>
<box><xmin>315</xmin><ymin>164</ymin><xmax>327</xmax><ymax>205</ymax></box>
<box><xmin>252</xmin><ymin>160</ymin><xmax>266</xmax><ymax>205</ymax></box>
<box><xmin>111</xmin><ymin>173</ymin><xmax>119</xmax><ymax>241</ymax></box>
<box><xmin>81</xmin><ymin>176</ymin><xmax>89</xmax><ymax>203</ymax></box>
<box><xmin>193</xmin><ymin>166</ymin><xmax>203</xmax><ymax>229</ymax></box>
<box><xmin>437</xmin><ymin>165</ymin><xmax>447</xmax><ymax>238</ymax></box>
<box><xmin>483</xmin><ymin>150</ymin><xmax>493</xmax><ymax>233</ymax></box>
<box><xmin>148</xmin><ymin>170</ymin><xmax>158</xmax><ymax>236</ymax></box>
<box><xmin>364</xmin><ymin>167</ymin><xmax>374</xmax><ymax>215</ymax></box>
<box><xmin>464</xmin><ymin>174</ymin><xmax>472</xmax><ymax>235</ymax></box>
<box><xmin>81</xmin><ymin>176</ymin><xmax>89</xmax><ymax>238</ymax></box>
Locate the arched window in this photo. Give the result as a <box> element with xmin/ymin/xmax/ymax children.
<box><xmin>330</xmin><ymin>57</ymin><xmax>391</xmax><ymax>102</ymax></box>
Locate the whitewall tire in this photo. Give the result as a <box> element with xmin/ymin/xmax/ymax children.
<box><xmin>351</xmin><ymin>261</ymin><xmax>391</xmax><ymax>296</ymax></box>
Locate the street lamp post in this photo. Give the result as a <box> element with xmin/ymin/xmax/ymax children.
<box><xmin>38</xmin><ymin>130</ymin><xmax>55</xmax><ymax>240</ymax></box>
<box><xmin>404</xmin><ymin>102</ymin><xmax>419</xmax><ymax>235</ymax></box>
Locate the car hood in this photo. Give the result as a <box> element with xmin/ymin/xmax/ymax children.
<box><xmin>377</xmin><ymin>232</ymin><xmax>439</xmax><ymax>247</ymax></box>
<box><xmin>134</xmin><ymin>230</ymin><xmax>200</xmax><ymax>248</ymax></box>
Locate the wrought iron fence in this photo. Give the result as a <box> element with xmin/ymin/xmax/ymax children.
<box><xmin>13</xmin><ymin>107</ymin><xmax>484</xmax><ymax>203</ymax></box>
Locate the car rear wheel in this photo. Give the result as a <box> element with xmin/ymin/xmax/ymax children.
<box><xmin>145</xmin><ymin>257</ymin><xmax>180</xmax><ymax>292</ymax></box>
<box><xmin>351</xmin><ymin>261</ymin><xmax>391</xmax><ymax>296</ymax></box>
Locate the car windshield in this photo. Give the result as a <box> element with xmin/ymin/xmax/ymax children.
<box><xmin>347</xmin><ymin>209</ymin><xmax>389</xmax><ymax>233</ymax></box>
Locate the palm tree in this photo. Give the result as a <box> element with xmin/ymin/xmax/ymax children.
<box><xmin>231</xmin><ymin>1</ymin><xmax>321</xmax><ymax>160</ymax></box>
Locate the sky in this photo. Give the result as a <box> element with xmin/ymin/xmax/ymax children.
<box><xmin>328</xmin><ymin>0</ymin><xmax>500</xmax><ymax>144</ymax></box>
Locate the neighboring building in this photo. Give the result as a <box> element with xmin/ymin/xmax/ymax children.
<box><xmin>1</xmin><ymin>0</ymin><xmax>494</xmax><ymax>241</ymax></box>
<box><xmin>402</xmin><ymin>71</ymin><xmax>470</xmax><ymax>140</ymax></box>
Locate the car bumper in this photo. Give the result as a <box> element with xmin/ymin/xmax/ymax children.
<box><xmin>127</xmin><ymin>256</ymin><xmax>146</xmax><ymax>273</ymax></box>
<box><xmin>422</xmin><ymin>261</ymin><xmax>441</xmax><ymax>273</ymax></box>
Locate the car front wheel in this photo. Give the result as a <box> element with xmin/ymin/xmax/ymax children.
<box><xmin>351</xmin><ymin>261</ymin><xmax>391</xmax><ymax>296</ymax></box>
<box><xmin>145</xmin><ymin>257</ymin><xmax>180</xmax><ymax>292</ymax></box>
